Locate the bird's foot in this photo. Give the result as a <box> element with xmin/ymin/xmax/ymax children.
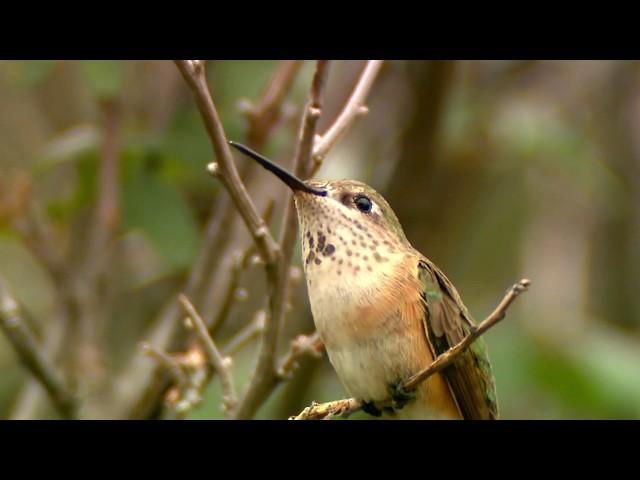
<box><xmin>361</xmin><ymin>400</ymin><xmax>382</xmax><ymax>417</ymax></box>
<box><xmin>388</xmin><ymin>380</ymin><xmax>416</xmax><ymax>411</ymax></box>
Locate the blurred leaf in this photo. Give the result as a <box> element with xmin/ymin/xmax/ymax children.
<box><xmin>159</xmin><ymin>109</ymin><xmax>213</xmax><ymax>183</ymax></box>
<box><xmin>80</xmin><ymin>61</ymin><xmax>124</xmax><ymax>99</ymax></box>
<box><xmin>121</xmin><ymin>170</ymin><xmax>199</xmax><ymax>273</ymax></box>
<box><xmin>35</xmin><ymin>125</ymin><xmax>100</xmax><ymax>172</ymax></box>
<box><xmin>526</xmin><ymin>331</ymin><xmax>640</xmax><ymax>419</ymax></box>
<box><xmin>44</xmin><ymin>149</ymin><xmax>99</xmax><ymax>223</ymax></box>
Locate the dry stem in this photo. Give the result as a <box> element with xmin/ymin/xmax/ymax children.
<box><xmin>232</xmin><ymin>60</ymin><xmax>331</xmax><ymax>419</ymax></box>
<box><xmin>175</xmin><ymin>60</ymin><xmax>280</xmax><ymax>269</ymax></box>
<box><xmin>178</xmin><ymin>294</ymin><xmax>237</xmax><ymax>416</ymax></box>
<box><xmin>277</xmin><ymin>331</ymin><xmax>324</xmax><ymax>379</ymax></box>
<box><xmin>243</xmin><ymin>60</ymin><xmax>304</xmax><ymax>148</ymax></box>
<box><xmin>0</xmin><ymin>276</ymin><xmax>77</xmax><ymax>419</ymax></box>
<box><xmin>311</xmin><ymin>60</ymin><xmax>383</xmax><ymax>172</ymax></box>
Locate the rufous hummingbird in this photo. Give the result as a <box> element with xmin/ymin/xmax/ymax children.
<box><xmin>230</xmin><ymin>141</ymin><xmax>498</xmax><ymax>420</ymax></box>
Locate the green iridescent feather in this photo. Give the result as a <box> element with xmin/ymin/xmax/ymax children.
<box><xmin>417</xmin><ymin>258</ymin><xmax>499</xmax><ymax>420</ymax></box>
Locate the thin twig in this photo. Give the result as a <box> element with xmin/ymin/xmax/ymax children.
<box><xmin>118</xmin><ymin>61</ymin><xmax>291</xmax><ymax>419</ymax></box>
<box><xmin>142</xmin><ymin>309</ymin><xmax>267</xmax><ymax>419</ymax></box>
<box><xmin>290</xmin><ymin>398</ymin><xmax>362</xmax><ymax>420</ymax></box>
<box><xmin>178</xmin><ymin>294</ymin><xmax>237</xmax><ymax>416</ymax></box>
<box><xmin>404</xmin><ymin>278</ymin><xmax>531</xmax><ymax>390</ymax></box>
<box><xmin>140</xmin><ymin>343</ymin><xmax>208</xmax><ymax>419</ymax></box>
<box><xmin>9</xmin><ymin>196</ymin><xmax>73</xmax><ymax>419</ymax></box>
<box><xmin>242</xmin><ymin>60</ymin><xmax>304</xmax><ymax>149</ymax></box>
<box><xmin>311</xmin><ymin>60</ymin><xmax>383</xmax><ymax>172</ymax></box>
<box><xmin>232</xmin><ymin>60</ymin><xmax>331</xmax><ymax>419</ymax></box>
<box><xmin>0</xmin><ymin>276</ymin><xmax>77</xmax><ymax>419</ymax></box>
<box><xmin>87</xmin><ymin>99</ymin><xmax>122</xmax><ymax>269</ymax></box>
<box><xmin>291</xmin><ymin>279</ymin><xmax>531</xmax><ymax>420</ymax></box>
<box><xmin>70</xmin><ymin>99</ymin><xmax>122</xmax><ymax>389</ymax></box>
<box><xmin>276</xmin><ymin>331</ymin><xmax>324</xmax><ymax>379</ymax></box>
<box><xmin>172</xmin><ymin>363</ymin><xmax>208</xmax><ymax>418</ymax></box>
<box><xmin>295</xmin><ymin>60</ymin><xmax>332</xmax><ymax>178</ymax></box>
<box><xmin>116</xmin><ymin>194</ymin><xmax>236</xmax><ymax>418</ymax></box>
<box><xmin>222</xmin><ymin>310</ymin><xmax>266</xmax><ymax>356</ymax></box>
<box><xmin>141</xmin><ymin>342</ymin><xmax>190</xmax><ymax>390</ymax></box>
<box><xmin>175</xmin><ymin>60</ymin><xmax>280</xmax><ymax>269</ymax></box>
<box><xmin>206</xmin><ymin>248</ymin><xmax>253</xmax><ymax>335</ymax></box>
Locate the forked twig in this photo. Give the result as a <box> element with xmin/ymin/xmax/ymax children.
<box><xmin>178</xmin><ymin>294</ymin><xmax>237</xmax><ymax>417</ymax></box>
<box><xmin>0</xmin><ymin>276</ymin><xmax>77</xmax><ymax>419</ymax></box>
<box><xmin>311</xmin><ymin>60</ymin><xmax>383</xmax><ymax>173</ymax></box>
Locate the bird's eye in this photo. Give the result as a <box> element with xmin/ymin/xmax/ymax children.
<box><xmin>354</xmin><ymin>195</ymin><xmax>373</xmax><ymax>213</ymax></box>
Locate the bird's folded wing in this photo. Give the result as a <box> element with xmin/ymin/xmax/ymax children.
<box><xmin>417</xmin><ymin>258</ymin><xmax>498</xmax><ymax>420</ymax></box>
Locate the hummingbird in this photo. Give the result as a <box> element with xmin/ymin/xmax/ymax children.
<box><xmin>230</xmin><ymin>141</ymin><xmax>498</xmax><ymax>420</ymax></box>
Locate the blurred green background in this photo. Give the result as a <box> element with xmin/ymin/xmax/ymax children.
<box><xmin>1</xmin><ymin>60</ymin><xmax>639</xmax><ymax>419</ymax></box>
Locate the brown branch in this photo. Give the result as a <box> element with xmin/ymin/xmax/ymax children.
<box><xmin>291</xmin><ymin>279</ymin><xmax>531</xmax><ymax>420</ymax></box>
<box><xmin>70</xmin><ymin>99</ymin><xmax>123</xmax><ymax>389</ymax></box>
<box><xmin>140</xmin><ymin>343</ymin><xmax>208</xmax><ymax>419</ymax></box>
<box><xmin>126</xmin><ymin>59</ymin><xmax>385</xmax><ymax>419</ymax></box>
<box><xmin>9</xmin><ymin>197</ymin><xmax>73</xmax><ymax>419</ymax></box>
<box><xmin>0</xmin><ymin>276</ymin><xmax>77</xmax><ymax>419</ymax></box>
<box><xmin>290</xmin><ymin>398</ymin><xmax>362</xmax><ymax>420</ymax></box>
<box><xmin>276</xmin><ymin>331</ymin><xmax>324</xmax><ymax>379</ymax></box>
<box><xmin>204</xmin><ymin>247</ymin><xmax>253</xmax><ymax>335</ymax></box>
<box><xmin>222</xmin><ymin>310</ymin><xmax>266</xmax><ymax>356</ymax></box>
<box><xmin>142</xmin><ymin>309</ymin><xmax>267</xmax><ymax>419</ymax></box>
<box><xmin>404</xmin><ymin>278</ymin><xmax>531</xmax><ymax>390</ymax></box>
<box><xmin>141</xmin><ymin>342</ymin><xmax>190</xmax><ymax>390</ymax></box>
<box><xmin>115</xmin><ymin>194</ymin><xmax>235</xmax><ymax>418</ymax></box>
<box><xmin>311</xmin><ymin>60</ymin><xmax>383</xmax><ymax>172</ymax></box>
<box><xmin>178</xmin><ymin>294</ymin><xmax>237</xmax><ymax>417</ymax></box>
<box><xmin>242</xmin><ymin>60</ymin><xmax>304</xmax><ymax>149</ymax></box>
<box><xmin>11</xmin><ymin>198</ymin><xmax>65</xmax><ymax>282</ymax></box>
<box><xmin>87</xmin><ymin>99</ymin><xmax>122</xmax><ymax>266</ymax></box>
<box><xmin>232</xmin><ymin>60</ymin><xmax>331</xmax><ymax>419</ymax></box>
<box><xmin>116</xmin><ymin>61</ymin><xmax>300</xmax><ymax>418</ymax></box>
<box><xmin>175</xmin><ymin>60</ymin><xmax>280</xmax><ymax>270</ymax></box>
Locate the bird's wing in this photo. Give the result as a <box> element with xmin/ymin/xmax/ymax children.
<box><xmin>417</xmin><ymin>257</ymin><xmax>498</xmax><ymax>420</ymax></box>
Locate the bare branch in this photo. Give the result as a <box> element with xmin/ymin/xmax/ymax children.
<box><xmin>141</xmin><ymin>342</ymin><xmax>190</xmax><ymax>390</ymax></box>
<box><xmin>87</xmin><ymin>99</ymin><xmax>122</xmax><ymax>268</ymax></box>
<box><xmin>290</xmin><ymin>398</ymin><xmax>362</xmax><ymax>420</ymax></box>
<box><xmin>241</xmin><ymin>60</ymin><xmax>304</xmax><ymax>148</ymax></box>
<box><xmin>222</xmin><ymin>310</ymin><xmax>266</xmax><ymax>356</ymax></box>
<box><xmin>116</xmin><ymin>194</ymin><xmax>237</xmax><ymax>418</ymax></box>
<box><xmin>206</xmin><ymin>248</ymin><xmax>252</xmax><ymax>335</ymax></box>
<box><xmin>232</xmin><ymin>60</ymin><xmax>331</xmax><ymax>419</ymax></box>
<box><xmin>0</xmin><ymin>276</ymin><xmax>77</xmax><ymax>419</ymax></box>
<box><xmin>139</xmin><ymin>343</ymin><xmax>209</xmax><ymax>419</ymax></box>
<box><xmin>171</xmin><ymin>361</ymin><xmax>208</xmax><ymax>418</ymax></box>
<box><xmin>174</xmin><ymin>60</ymin><xmax>280</xmax><ymax>269</ymax></box>
<box><xmin>178</xmin><ymin>294</ymin><xmax>237</xmax><ymax>417</ymax></box>
<box><xmin>291</xmin><ymin>279</ymin><xmax>531</xmax><ymax>420</ymax></box>
<box><xmin>295</xmin><ymin>60</ymin><xmax>332</xmax><ymax>178</ymax></box>
<box><xmin>118</xmin><ymin>61</ymin><xmax>293</xmax><ymax>418</ymax></box>
<box><xmin>311</xmin><ymin>60</ymin><xmax>383</xmax><ymax>171</ymax></box>
<box><xmin>70</xmin><ymin>99</ymin><xmax>123</xmax><ymax>389</ymax></box>
<box><xmin>276</xmin><ymin>331</ymin><xmax>324</xmax><ymax>379</ymax></box>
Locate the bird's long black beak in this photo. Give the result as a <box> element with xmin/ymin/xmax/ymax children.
<box><xmin>229</xmin><ymin>141</ymin><xmax>327</xmax><ymax>197</ymax></box>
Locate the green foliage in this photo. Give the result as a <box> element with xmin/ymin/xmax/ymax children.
<box><xmin>80</xmin><ymin>60</ymin><xmax>124</xmax><ymax>99</ymax></box>
<box><xmin>121</xmin><ymin>160</ymin><xmax>200</xmax><ymax>275</ymax></box>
